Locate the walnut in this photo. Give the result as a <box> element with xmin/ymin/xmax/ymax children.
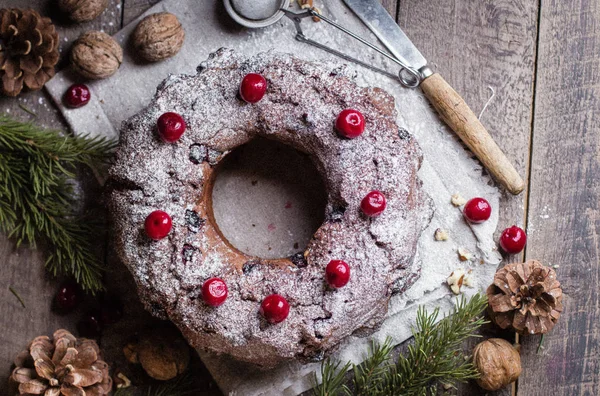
<box><xmin>58</xmin><ymin>0</ymin><xmax>108</xmax><ymax>23</ymax></box>
<box><xmin>123</xmin><ymin>326</ymin><xmax>190</xmax><ymax>381</ymax></box>
<box><xmin>132</xmin><ymin>12</ymin><xmax>185</xmax><ymax>62</ymax></box>
<box><xmin>70</xmin><ymin>31</ymin><xmax>123</xmax><ymax>79</ymax></box>
<box><xmin>473</xmin><ymin>338</ymin><xmax>521</xmax><ymax>391</ymax></box>
<box><xmin>451</xmin><ymin>193</ymin><xmax>467</xmax><ymax>206</ymax></box>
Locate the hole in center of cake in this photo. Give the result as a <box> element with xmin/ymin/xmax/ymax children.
<box><xmin>211</xmin><ymin>138</ymin><xmax>327</xmax><ymax>260</ymax></box>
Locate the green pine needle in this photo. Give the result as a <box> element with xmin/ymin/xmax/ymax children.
<box><xmin>0</xmin><ymin>116</ymin><xmax>116</xmax><ymax>293</ymax></box>
<box><xmin>314</xmin><ymin>358</ymin><xmax>352</xmax><ymax>396</ymax></box>
<box><xmin>314</xmin><ymin>294</ymin><xmax>489</xmax><ymax>396</ymax></box>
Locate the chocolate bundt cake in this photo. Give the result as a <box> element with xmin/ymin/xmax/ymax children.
<box><xmin>108</xmin><ymin>49</ymin><xmax>433</xmax><ymax>367</ymax></box>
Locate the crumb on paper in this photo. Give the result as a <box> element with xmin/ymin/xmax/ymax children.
<box><xmin>434</xmin><ymin>228</ymin><xmax>449</xmax><ymax>241</ymax></box>
<box><xmin>447</xmin><ymin>269</ymin><xmax>474</xmax><ymax>295</ymax></box>
<box><xmin>298</xmin><ymin>0</ymin><xmax>313</xmax><ymax>8</ymax></box>
<box><xmin>553</xmin><ymin>265</ymin><xmax>560</xmax><ymax>269</ymax></box>
<box><xmin>447</xmin><ymin>269</ymin><xmax>464</xmax><ymax>295</ymax></box>
<box><xmin>457</xmin><ymin>247</ymin><xmax>473</xmax><ymax>261</ymax></box>
<box><xmin>451</xmin><ymin>193</ymin><xmax>467</xmax><ymax>207</ymax></box>
<box><xmin>462</xmin><ymin>270</ymin><xmax>474</xmax><ymax>287</ymax></box>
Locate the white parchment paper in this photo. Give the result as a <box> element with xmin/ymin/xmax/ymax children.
<box><xmin>46</xmin><ymin>1</ymin><xmax>502</xmax><ymax>395</ymax></box>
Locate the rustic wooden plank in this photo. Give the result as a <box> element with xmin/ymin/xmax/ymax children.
<box><xmin>518</xmin><ymin>1</ymin><xmax>600</xmax><ymax>395</ymax></box>
<box><xmin>397</xmin><ymin>0</ymin><xmax>539</xmax><ymax>394</ymax></box>
<box><xmin>0</xmin><ymin>1</ymin><xmax>123</xmax><ymax>394</ymax></box>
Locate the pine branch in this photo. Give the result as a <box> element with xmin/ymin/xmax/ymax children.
<box><xmin>0</xmin><ymin>116</ymin><xmax>116</xmax><ymax>293</ymax></box>
<box><xmin>314</xmin><ymin>358</ymin><xmax>352</xmax><ymax>396</ymax></box>
<box><xmin>314</xmin><ymin>294</ymin><xmax>488</xmax><ymax>396</ymax></box>
<box><xmin>352</xmin><ymin>339</ymin><xmax>394</xmax><ymax>395</ymax></box>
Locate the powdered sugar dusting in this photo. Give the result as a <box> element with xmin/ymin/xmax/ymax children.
<box><xmin>108</xmin><ymin>49</ymin><xmax>432</xmax><ymax>367</ymax></box>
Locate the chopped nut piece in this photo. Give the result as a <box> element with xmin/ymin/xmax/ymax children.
<box><xmin>457</xmin><ymin>247</ymin><xmax>473</xmax><ymax>261</ymax></box>
<box><xmin>115</xmin><ymin>372</ymin><xmax>131</xmax><ymax>389</ymax></box>
<box><xmin>463</xmin><ymin>270</ymin><xmax>474</xmax><ymax>287</ymax></box>
<box><xmin>312</xmin><ymin>7</ymin><xmax>322</xmax><ymax>22</ymax></box>
<box><xmin>298</xmin><ymin>0</ymin><xmax>313</xmax><ymax>8</ymax></box>
<box><xmin>451</xmin><ymin>193</ymin><xmax>467</xmax><ymax>207</ymax></box>
<box><xmin>447</xmin><ymin>269</ymin><xmax>474</xmax><ymax>294</ymax></box>
<box><xmin>434</xmin><ymin>228</ymin><xmax>449</xmax><ymax>241</ymax></box>
<box><xmin>447</xmin><ymin>269</ymin><xmax>465</xmax><ymax>295</ymax></box>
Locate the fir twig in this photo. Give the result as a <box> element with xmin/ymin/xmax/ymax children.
<box><xmin>0</xmin><ymin>116</ymin><xmax>116</xmax><ymax>293</ymax></box>
<box><xmin>9</xmin><ymin>286</ymin><xmax>26</xmax><ymax>308</ymax></box>
<box><xmin>314</xmin><ymin>358</ymin><xmax>352</xmax><ymax>396</ymax></box>
<box><xmin>314</xmin><ymin>294</ymin><xmax>488</xmax><ymax>396</ymax></box>
<box><xmin>18</xmin><ymin>103</ymin><xmax>37</xmax><ymax>117</ymax></box>
<box><xmin>352</xmin><ymin>338</ymin><xmax>394</xmax><ymax>395</ymax></box>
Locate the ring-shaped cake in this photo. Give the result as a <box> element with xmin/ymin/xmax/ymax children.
<box><xmin>109</xmin><ymin>49</ymin><xmax>433</xmax><ymax>367</ymax></box>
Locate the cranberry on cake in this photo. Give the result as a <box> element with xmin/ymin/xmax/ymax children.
<box><xmin>108</xmin><ymin>49</ymin><xmax>433</xmax><ymax>368</ymax></box>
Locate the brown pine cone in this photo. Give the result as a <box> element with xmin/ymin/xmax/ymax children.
<box><xmin>9</xmin><ymin>329</ymin><xmax>112</xmax><ymax>395</ymax></box>
<box><xmin>0</xmin><ymin>8</ymin><xmax>60</xmax><ymax>96</ymax></box>
<box><xmin>487</xmin><ymin>260</ymin><xmax>563</xmax><ymax>335</ymax></box>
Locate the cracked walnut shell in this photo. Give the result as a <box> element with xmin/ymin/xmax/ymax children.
<box><xmin>123</xmin><ymin>326</ymin><xmax>190</xmax><ymax>381</ymax></box>
<box><xmin>70</xmin><ymin>31</ymin><xmax>122</xmax><ymax>79</ymax></box>
<box><xmin>487</xmin><ymin>260</ymin><xmax>563</xmax><ymax>335</ymax></box>
<box><xmin>132</xmin><ymin>12</ymin><xmax>185</xmax><ymax>62</ymax></box>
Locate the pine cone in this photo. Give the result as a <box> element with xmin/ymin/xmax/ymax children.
<box><xmin>487</xmin><ymin>260</ymin><xmax>563</xmax><ymax>335</ymax></box>
<box><xmin>0</xmin><ymin>8</ymin><xmax>60</xmax><ymax>96</ymax></box>
<box><xmin>9</xmin><ymin>329</ymin><xmax>112</xmax><ymax>395</ymax></box>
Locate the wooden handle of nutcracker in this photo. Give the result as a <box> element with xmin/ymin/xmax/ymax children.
<box><xmin>420</xmin><ymin>73</ymin><xmax>525</xmax><ymax>195</ymax></box>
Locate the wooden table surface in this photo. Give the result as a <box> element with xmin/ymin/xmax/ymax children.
<box><xmin>0</xmin><ymin>1</ymin><xmax>596</xmax><ymax>395</ymax></box>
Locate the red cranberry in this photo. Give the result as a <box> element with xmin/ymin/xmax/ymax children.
<box><xmin>157</xmin><ymin>112</ymin><xmax>186</xmax><ymax>142</ymax></box>
<box><xmin>77</xmin><ymin>310</ymin><xmax>103</xmax><ymax>338</ymax></box>
<box><xmin>202</xmin><ymin>278</ymin><xmax>228</xmax><ymax>307</ymax></box>
<box><xmin>500</xmin><ymin>226</ymin><xmax>527</xmax><ymax>254</ymax></box>
<box><xmin>54</xmin><ymin>281</ymin><xmax>82</xmax><ymax>313</ymax></box>
<box><xmin>463</xmin><ymin>197</ymin><xmax>492</xmax><ymax>224</ymax></box>
<box><xmin>335</xmin><ymin>109</ymin><xmax>365</xmax><ymax>138</ymax></box>
<box><xmin>64</xmin><ymin>84</ymin><xmax>91</xmax><ymax>108</ymax></box>
<box><xmin>325</xmin><ymin>260</ymin><xmax>350</xmax><ymax>288</ymax></box>
<box><xmin>100</xmin><ymin>296</ymin><xmax>124</xmax><ymax>326</ymax></box>
<box><xmin>260</xmin><ymin>294</ymin><xmax>289</xmax><ymax>324</ymax></box>
<box><xmin>361</xmin><ymin>190</ymin><xmax>387</xmax><ymax>217</ymax></box>
<box><xmin>239</xmin><ymin>73</ymin><xmax>267</xmax><ymax>103</ymax></box>
<box><xmin>144</xmin><ymin>210</ymin><xmax>172</xmax><ymax>240</ymax></box>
